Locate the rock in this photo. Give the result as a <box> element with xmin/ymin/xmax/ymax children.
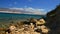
<box><xmin>46</xmin><ymin>5</ymin><xmax>60</xmax><ymax>34</ymax></box>
<box><xmin>36</xmin><ymin>18</ymin><xmax>46</xmax><ymax>26</ymax></box>
<box><xmin>9</xmin><ymin>25</ymin><xmax>16</xmax><ymax>31</ymax></box>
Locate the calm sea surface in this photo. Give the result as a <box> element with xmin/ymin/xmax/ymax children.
<box><xmin>0</xmin><ymin>13</ymin><xmax>45</xmax><ymax>23</ymax></box>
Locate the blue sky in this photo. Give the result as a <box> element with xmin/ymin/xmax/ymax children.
<box><xmin>0</xmin><ymin>0</ymin><xmax>60</xmax><ymax>14</ymax></box>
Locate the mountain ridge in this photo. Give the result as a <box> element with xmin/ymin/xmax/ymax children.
<box><xmin>0</xmin><ymin>8</ymin><xmax>46</xmax><ymax>15</ymax></box>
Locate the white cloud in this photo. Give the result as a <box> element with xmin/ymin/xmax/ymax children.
<box><xmin>10</xmin><ymin>7</ymin><xmax>46</xmax><ymax>15</ymax></box>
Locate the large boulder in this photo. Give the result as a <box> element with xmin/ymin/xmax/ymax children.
<box><xmin>46</xmin><ymin>5</ymin><xmax>60</xmax><ymax>34</ymax></box>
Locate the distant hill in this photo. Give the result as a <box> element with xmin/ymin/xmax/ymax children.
<box><xmin>0</xmin><ymin>8</ymin><xmax>45</xmax><ymax>15</ymax></box>
<box><xmin>0</xmin><ymin>8</ymin><xmax>29</xmax><ymax>14</ymax></box>
<box><xmin>0</xmin><ymin>8</ymin><xmax>33</xmax><ymax>15</ymax></box>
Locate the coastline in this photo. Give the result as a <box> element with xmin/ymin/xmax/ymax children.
<box><xmin>0</xmin><ymin>18</ymin><xmax>49</xmax><ymax>34</ymax></box>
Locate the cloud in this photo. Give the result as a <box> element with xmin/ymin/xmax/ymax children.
<box><xmin>10</xmin><ymin>7</ymin><xmax>47</xmax><ymax>15</ymax></box>
<box><xmin>9</xmin><ymin>4</ymin><xmax>12</xmax><ymax>7</ymax></box>
<box><xmin>28</xmin><ymin>0</ymin><xmax>32</xmax><ymax>2</ymax></box>
<box><xmin>14</xmin><ymin>2</ymin><xmax>17</xmax><ymax>5</ymax></box>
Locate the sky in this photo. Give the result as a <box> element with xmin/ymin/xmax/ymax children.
<box><xmin>0</xmin><ymin>0</ymin><xmax>60</xmax><ymax>15</ymax></box>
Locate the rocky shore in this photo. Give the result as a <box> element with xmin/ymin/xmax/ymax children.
<box><xmin>0</xmin><ymin>5</ymin><xmax>60</xmax><ymax>34</ymax></box>
<box><xmin>0</xmin><ymin>18</ymin><xmax>50</xmax><ymax>34</ymax></box>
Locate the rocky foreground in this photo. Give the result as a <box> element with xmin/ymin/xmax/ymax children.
<box><xmin>0</xmin><ymin>18</ymin><xmax>50</xmax><ymax>34</ymax></box>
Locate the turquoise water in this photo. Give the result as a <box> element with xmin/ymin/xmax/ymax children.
<box><xmin>0</xmin><ymin>13</ymin><xmax>45</xmax><ymax>23</ymax></box>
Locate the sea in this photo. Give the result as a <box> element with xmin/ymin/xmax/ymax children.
<box><xmin>0</xmin><ymin>13</ymin><xmax>46</xmax><ymax>27</ymax></box>
<box><xmin>0</xmin><ymin>13</ymin><xmax>45</xmax><ymax>24</ymax></box>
